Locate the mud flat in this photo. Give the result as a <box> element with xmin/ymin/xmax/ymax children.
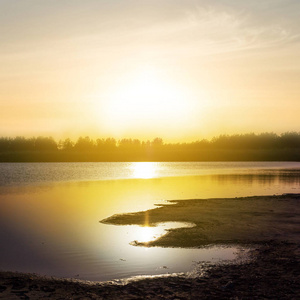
<box><xmin>102</xmin><ymin>194</ymin><xmax>300</xmax><ymax>247</ymax></box>
<box><xmin>1</xmin><ymin>194</ymin><xmax>299</xmax><ymax>299</ymax></box>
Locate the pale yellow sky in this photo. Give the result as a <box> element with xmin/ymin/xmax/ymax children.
<box><xmin>0</xmin><ymin>0</ymin><xmax>299</xmax><ymax>141</ymax></box>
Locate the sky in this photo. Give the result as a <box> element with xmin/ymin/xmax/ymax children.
<box><xmin>0</xmin><ymin>0</ymin><xmax>299</xmax><ymax>141</ymax></box>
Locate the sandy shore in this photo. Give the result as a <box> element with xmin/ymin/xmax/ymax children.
<box><xmin>1</xmin><ymin>194</ymin><xmax>299</xmax><ymax>299</ymax></box>
<box><xmin>102</xmin><ymin>194</ymin><xmax>300</xmax><ymax>247</ymax></box>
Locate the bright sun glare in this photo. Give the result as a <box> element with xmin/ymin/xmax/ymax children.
<box><xmin>102</xmin><ymin>66</ymin><xmax>193</xmax><ymax>131</ymax></box>
<box><xmin>131</xmin><ymin>162</ymin><xmax>157</xmax><ymax>179</ymax></box>
<box><xmin>134</xmin><ymin>226</ymin><xmax>160</xmax><ymax>243</ymax></box>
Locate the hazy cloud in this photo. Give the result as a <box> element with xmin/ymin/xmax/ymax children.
<box><xmin>123</xmin><ymin>6</ymin><xmax>298</xmax><ymax>58</ymax></box>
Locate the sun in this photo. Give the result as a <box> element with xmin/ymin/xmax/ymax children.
<box><xmin>101</xmin><ymin>66</ymin><xmax>192</xmax><ymax>133</ymax></box>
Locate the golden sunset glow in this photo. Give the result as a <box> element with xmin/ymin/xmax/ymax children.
<box><xmin>1</xmin><ymin>1</ymin><xmax>299</xmax><ymax>292</ymax></box>
<box><xmin>102</xmin><ymin>67</ymin><xmax>192</xmax><ymax>129</ymax></box>
<box><xmin>0</xmin><ymin>1</ymin><xmax>299</xmax><ymax>140</ymax></box>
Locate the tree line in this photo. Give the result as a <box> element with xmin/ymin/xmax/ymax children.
<box><xmin>0</xmin><ymin>132</ymin><xmax>300</xmax><ymax>152</ymax></box>
<box><xmin>0</xmin><ymin>132</ymin><xmax>299</xmax><ymax>161</ymax></box>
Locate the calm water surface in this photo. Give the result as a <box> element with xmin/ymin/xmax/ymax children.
<box><xmin>0</xmin><ymin>162</ymin><xmax>299</xmax><ymax>281</ymax></box>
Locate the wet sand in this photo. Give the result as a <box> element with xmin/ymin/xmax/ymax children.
<box><xmin>102</xmin><ymin>194</ymin><xmax>300</xmax><ymax>247</ymax></box>
<box><xmin>1</xmin><ymin>194</ymin><xmax>300</xmax><ymax>299</ymax></box>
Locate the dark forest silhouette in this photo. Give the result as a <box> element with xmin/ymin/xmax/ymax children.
<box><xmin>0</xmin><ymin>132</ymin><xmax>299</xmax><ymax>162</ymax></box>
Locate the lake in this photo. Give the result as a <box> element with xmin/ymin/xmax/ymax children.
<box><xmin>0</xmin><ymin>162</ymin><xmax>299</xmax><ymax>281</ymax></box>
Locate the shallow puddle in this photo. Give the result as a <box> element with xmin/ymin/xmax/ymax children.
<box><xmin>91</xmin><ymin>222</ymin><xmax>249</xmax><ymax>282</ymax></box>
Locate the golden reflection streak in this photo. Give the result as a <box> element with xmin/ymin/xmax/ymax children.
<box><xmin>133</xmin><ymin>226</ymin><xmax>161</xmax><ymax>243</ymax></box>
<box><xmin>144</xmin><ymin>211</ymin><xmax>149</xmax><ymax>227</ymax></box>
<box><xmin>131</xmin><ymin>162</ymin><xmax>158</xmax><ymax>179</ymax></box>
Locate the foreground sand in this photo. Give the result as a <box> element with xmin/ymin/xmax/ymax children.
<box><xmin>1</xmin><ymin>194</ymin><xmax>300</xmax><ymax>299</ymax></box>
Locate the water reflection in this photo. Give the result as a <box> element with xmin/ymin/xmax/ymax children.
<box><xmin>2</xmin><ymin>161</ymin><xmax>299</xmax><ymax>186</ymax></box>
<box><xmin>129</xmin><ymin>222</ymin><xmax>194</xmax><ymax>244</ymax></box>
<box><xmin>211</xmin><ymin>173</ymin><xmax>300</xmax><ymax>185</ymax></box>
<box><xmin>0</xmin><ymin>166</ymin><xmax>299</xmax><ymax>281</ymax></box>
<box><xmin>133</xmin><ymin>226</ymin><xmax>158</xmax><ymax>243</ymax></box>
<box><xmin>131</xmin><ymin>162</ymin><xmax>158</xmax><ymax>179</ymax></box>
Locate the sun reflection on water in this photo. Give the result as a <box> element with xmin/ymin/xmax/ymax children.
<box><xmin>131</xmin><ymin>162</ymin><xmax>158</xmax><ymax>179</ymax></box>
<box><xmin>129</xmin><ymin>222</ymin><xmax>195</xmax><ymax>245</ymax></box>
<box><xmin>133</xmin><ymin>226</ymin><xmax>161</xmax><ymax>243</ymax></box>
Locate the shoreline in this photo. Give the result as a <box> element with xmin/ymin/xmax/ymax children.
<box><xmin>1</xmin><ymin>194</ymin><xmax>299</xmax><ymax>299</ymax></box>
<box><xmin>102</xmin><ymin>194</ymin><xmax>300</xmax><ymax>247</ymax></box>
<box><xmin>0</xmin><ymin>241</ymin><xmax>299</xmax><ymax>299</ymax></box>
